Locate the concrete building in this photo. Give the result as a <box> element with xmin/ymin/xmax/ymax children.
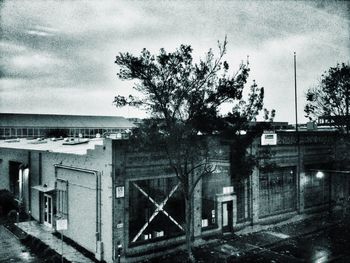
<box><xmin>0</xmin><ymin>130</ymin><xmax>349</xmax><ymax>262</ymax></box>
<box><xmin>0</xmin><ymin>138</ymin><xmax>114</xmax><ymax>261</ymax></box>
<box><xmin>0</xmin><ymin>113</ymin><xmax>135</xmax><ymax>139</ymax></box>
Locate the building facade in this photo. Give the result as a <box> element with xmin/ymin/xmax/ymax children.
<box><xmin>0</xmin><ymin>130</ymin><xmax>349</xmax><ymax>262</ymax></box>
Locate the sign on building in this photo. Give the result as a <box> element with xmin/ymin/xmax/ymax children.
<box><xmin>223</xmin><ymin>186</ymin><xmax>234</xmax><ymax>194</ymax></box>
<box><xmin>116</xmin><ymin>186</ymin><xmax>124</xmax><ymax>198</ymax></box>
<box><xmin>261</xmin><ymin>132</ymin><xmax>277</xmax><ymax>145</ymax></box>
<box><xmin>56</xmin><ymin>219</ymin><xmax>68</xmax><ymax>231</ymax></box>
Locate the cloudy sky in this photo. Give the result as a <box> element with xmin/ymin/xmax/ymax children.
<box><xmin>0</xmin><ymin>0</ymin><xmax>349</xmax><ymax>123</ymax></box>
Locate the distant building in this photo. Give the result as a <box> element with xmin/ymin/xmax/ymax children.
<box><xmin>317</xmin><ymin>115</ymin><xmax>350</xmax><ymax>127</ymax></box>
<box><xmin>248</xmin><ymin>121</ymin><xmax>293</xmax><ymax>131</ymax></box>
<box><xmin>0</xmin><ymin>128</ymin><xmax>349</xmax><ymax>262</ymax></box>
<box><xmin>0</xmin><ymin>113</ymin><xmax>135</xmax><ymax>139</ymax></box>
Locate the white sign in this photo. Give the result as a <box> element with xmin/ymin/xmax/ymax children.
<box><xmin>56</xmin><ymin>219</ymin><xmax>68</xmax><ymax>231</ymax></box>
<box><xmin>223</xmin><ymin>186</ymin><xmax>234</xmax><ymax>194</ymax></box>
<box><xmin>116</xmin><ymin>186</ymin><xmax>124</xmax><ymax>198</ymax></box>
<box><xmin>261</xmin><ymin>133</ymin><xmax>277</xmax><ymax>145</ymax></box>
<box><xmin>201</xmin><ymin>219</ymin><xmax>208</xmax><ymax>227</ymax></box>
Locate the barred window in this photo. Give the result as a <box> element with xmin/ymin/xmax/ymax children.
<box><xmin>56</xmin><ymin>179</ymin><xmax>68</xmax><ymax>218</ymax></box>
<box><xmin>259</xmin><ymin>167</ymin><xmax>297</xmax><ymax>218</ymax></box>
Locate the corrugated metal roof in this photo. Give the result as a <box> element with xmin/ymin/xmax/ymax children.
<box><xmin>0</xmin><ymin>113</ymin><xmax>135</xmax><ymax>128</ymax></box>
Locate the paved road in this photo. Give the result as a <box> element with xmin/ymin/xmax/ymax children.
<box><xmin>228</xmin><ymin>223</ymin><xmax>350</xmax><ymax>263</ymax></box>
<box><xmin>0</xmin><ymin>225</ymin><xmax>42</xmax><ymax>263</ymax></box>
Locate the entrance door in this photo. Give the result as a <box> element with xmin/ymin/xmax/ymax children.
<box><xmin>43</xmin><ymin>194</ymin><xmax>53</xmax><ymax>227</ymax></box>
<box><xmin>222</xmin><ymin>201</ymin><xmax>233</xmax><ymax>233</ymax></box>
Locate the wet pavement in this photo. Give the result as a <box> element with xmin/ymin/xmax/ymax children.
<box><xmin>208</xmin><ymin>217</ymin><xmax>350</xmax><ymax>263</ymax></box>
<box><xmin>228</xmin><ymin>222</ymin><xmax>350</xmax><ymax>262</ymax></box>
<box><xmin>0</xmin><ymin>225</ymin><xmax>43</xmax><ymax>263</ymax></box>
<box><xmin>149</xmin><ymin>214</ymin><xmax>350</xmax><ymax>263</ymax></box>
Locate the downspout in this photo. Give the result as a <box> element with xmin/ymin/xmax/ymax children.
<box><xmin>39</xmin><ymin>153</ymin><xmax>42</xmax><ymax>223</ymax></box>
<box><xmin>53</xmin><ymin>164</ymin><xmax>102</xmax><ymax>246</ymax></box>
<box><xmin>28</xmin><ymin>151</ymin><xmax>31</xmax><ymax>214</ymax></box>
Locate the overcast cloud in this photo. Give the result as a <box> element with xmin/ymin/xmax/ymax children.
<box><xmin>0</xmin><ymin>0</ymin><xmax>349</xmax><ymax>122</ymax></box>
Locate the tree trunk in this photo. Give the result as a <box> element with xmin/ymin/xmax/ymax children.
<box><xmin>185</xmin><ymin>196</ymin><xmax>195</xmax><ymax>262</ymax></box>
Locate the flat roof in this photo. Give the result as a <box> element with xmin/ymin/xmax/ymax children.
<box><xmin>0</xmin><ymin>113</ymin><xmax>135</xmax><ymax>128</ymax></box>
<box><xmin>0</xmin><ymin>138</ymin><xmax>105</xmax><ymax>155</ymax></box>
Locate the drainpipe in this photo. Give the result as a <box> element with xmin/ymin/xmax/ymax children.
<box><xmin>53</xmin><ymin>164</ymin><xmax>102</xmax><ymax>245</ymax></box>
<box><xmin>28</xmin><ymin>151</ymin><xmax>31</xmax><ymax>214</ymax></box>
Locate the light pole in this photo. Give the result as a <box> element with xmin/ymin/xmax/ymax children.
<box><xmin>294</xmin><ymin>52</ymin><xmax>301</xmax><ymax>213</ymax></box>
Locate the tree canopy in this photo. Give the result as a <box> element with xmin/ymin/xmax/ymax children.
<box><xmin>304</xmin><ymin>63</ymin><xmax>350</xmax><ymax>132</ymax></box>
<box><xmin>114</xmin><ymin>38</ymin><xmax>271</xmax><ymax>261</ymax></box>
<box><xmin>115</xmin><ymin>38</ymin><xmax>268</xmax><ymax>138</ymax></box>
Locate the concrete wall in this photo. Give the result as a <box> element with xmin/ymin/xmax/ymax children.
<box><xmin>0</xmin><ymin>140</ymin><xmax>114</xmax><ymax>263</ymax></box>
<box><xmin>56</xmin><ymin>168</ymin><xmax>97</xmax><ymax>254</ymax></box>
<box><xmin>238</xmin><ymin>132</ymin><xmax>348</xmax><ymax>230</ymax></box>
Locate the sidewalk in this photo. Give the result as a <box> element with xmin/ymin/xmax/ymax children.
<box><xmin>15</xmin><ymin>221</ymin><xmax>95</xmax><ymax>263</ymax></box>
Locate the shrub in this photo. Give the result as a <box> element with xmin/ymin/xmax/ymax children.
<box><xmin>0</xmin><ymin>189</ymin><xmax>18</xmax><ymax>216</ymax></box>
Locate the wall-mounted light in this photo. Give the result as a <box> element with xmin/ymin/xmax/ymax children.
<box><xmin>316</xmin><ymin>171</ymin><xmax>324</xmax><ymax>179</ymax></box>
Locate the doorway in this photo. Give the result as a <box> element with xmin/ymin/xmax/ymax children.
<box><xmin>43</xmin><ymin>194</ymin><xmax>53</xmax><ymax>227</ymax></box>
<box><xmin>222</xmin><ymin>201</ymin><xmax>233</xmax><ymax>233</ymax></box>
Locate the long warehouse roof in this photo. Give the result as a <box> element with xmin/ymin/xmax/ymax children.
<box><xmin>0</xmin><ymin>113</ymin><xmax>135</xmax><ymax>128</ymax></box>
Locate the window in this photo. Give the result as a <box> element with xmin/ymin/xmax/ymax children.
<box><xmin>56</xmin><ymin>179</ymin><xmax>68</xmax><ymax>219</ymax></box>
<box><xmin>128</xmin><ymin>177</ymin><xmax>184</xmax><ymax>244</ymax></box>
<box><xmin>259</xmin><ymin>167</ymin><xmax>296</xmax><ymax>218</ymax></box>
<box><xmin>304</xmin><ymin>170</ymin><xmax>329</xmax><ymax>208</ymax></box>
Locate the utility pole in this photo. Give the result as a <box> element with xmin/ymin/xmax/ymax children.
<box><xmin>294</xmin><ymin>52</ymin><xmax>299</xmax><ymax>135</ymax></box>
<box><xmin>294</xmin><ymin>52</ymin><xmax>301</xmax><ymax>213</ymax></box>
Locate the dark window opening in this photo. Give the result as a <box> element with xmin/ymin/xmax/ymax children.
<box><xmin>9</xmin><ymin>161</ymin><xmax>21</xmax><ymax>200</ymax></box>
<box><xmin>128</xmin><ymin>177</ymin><xmax>185</xmax><ymax>245</ymax></box>
<box><xmin>304</xmin><ymin>170</ymin><xmax>329</xmax><ymax>208</ymax></box>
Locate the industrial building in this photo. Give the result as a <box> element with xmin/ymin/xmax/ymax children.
<box><xmin>0</xmin><ymin>128</ymin><xmax>349</xmax><ymax>262</ymax></box>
